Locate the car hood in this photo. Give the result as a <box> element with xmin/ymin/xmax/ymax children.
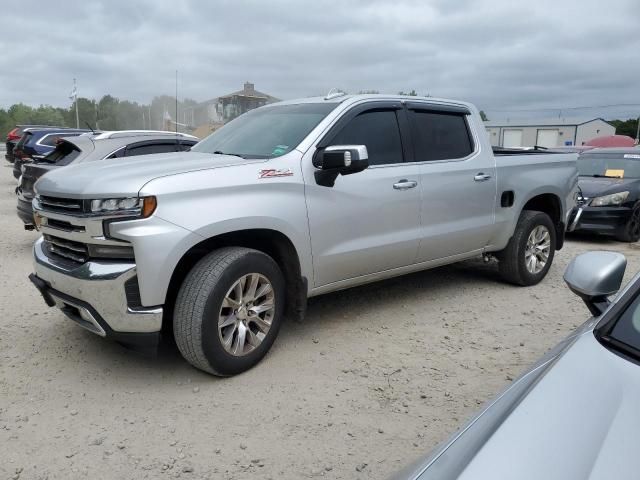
<box><xmin>411</xmin><ymin>330</ymin><xmax>640</xmax><ymax>480</ymax></box>
<box><xmin>34</xmin><ymin>151</ymin><xmax>261</xmax><ymax>198</ymax></box>
<box><xmin>578</xmin><ymin>176</ymin><xmax>640</xmax><ymax>199</ymax></box>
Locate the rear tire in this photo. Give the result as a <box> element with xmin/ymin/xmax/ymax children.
<box><xmin>615</xmin><ymin>203</ymin><xmax>640</xmax><ymax>242</ymax></box>
<box><xmin>498</xmin><ymin>210</ymin><xmax>556</xmax><ymax>286</ymax></box>
<box><xmin>173</xmin><ymin>247</ymin><xmax>285</xmax><ymax>376</ymax></box>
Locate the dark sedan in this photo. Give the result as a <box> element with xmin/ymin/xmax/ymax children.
<box><xmin>571</xmin><ymin>148</ymin><xmax>640</xmax><ymax>242</ymax></box>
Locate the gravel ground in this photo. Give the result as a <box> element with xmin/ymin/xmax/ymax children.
<box><xmin>2</xmin><ymin>160</ymin><xmax>640</xmax><ymax>480</ymax></box>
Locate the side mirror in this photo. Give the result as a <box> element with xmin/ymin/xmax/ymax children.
<box><xmin>314</xmin><ymin>145</ymin><xmax>369</xmax><ymax>172</ymax></box>
<box><xmin>564</xmin><ymin>251</ymin><xmax>627</xmax><ymax>316</ymax></box>
<box><xmin>313</xmin><ymin>145</ymin><xmax>369</xmax><ymax>187</ymax></box>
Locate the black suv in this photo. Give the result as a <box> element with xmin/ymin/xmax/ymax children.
<box><xmin>12</xmin><ymin>127</ymin><xmax>91</xmax><ymax>179</ymax></box>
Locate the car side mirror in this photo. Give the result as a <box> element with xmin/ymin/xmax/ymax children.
<box><xmin>313</xmin><ymin>145</ymin><xmax>369</xmax><ymax>187</ymax></box>
<box><xmin>564</xmin><ymin>251</ymin><xmax>627</xmax><ymax>316</ymax></box>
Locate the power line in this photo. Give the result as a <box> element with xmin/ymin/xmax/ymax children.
<box><xmin>484</xmin><ymin>103</ymin><xmax>640</xmax><ymax>113</ymax></box>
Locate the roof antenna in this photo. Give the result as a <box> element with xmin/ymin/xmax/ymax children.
<box><xmin>324</xmin><ymin>88</ymin><xmax>346</xmax><ymax>100</ymax></box>
<box><xmin>84</xmin><ymin>121</ymin><xmax>95</xmax><ymax>134</ymax></box>
<box><xmin>175</xmin><ymin>70</ymin><xmax>179</xmax><ymax>136</ymax></box>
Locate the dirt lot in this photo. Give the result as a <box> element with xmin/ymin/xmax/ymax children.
<box><xmin>2</xmin><ymin>160</ymin><xmax>640</xmax><ymax>480</ymax></box>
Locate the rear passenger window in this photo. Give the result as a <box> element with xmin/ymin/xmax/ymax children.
<box><xmin>330</xmin><ymin>110</ymin><xmax>403</xmax><ymax>165</ymax></box>
<box><xmin>41</xmin><ymin>135</ymin><xmax>62</xmax><ymax>146</ymax></box>
<box><xmin>410</xmin><ymin>111</ymin><xmax>474</xmax><ymax>161</ymax></box>
<box><xmin>41</xmin><ymin>133</ymin><xmax>81</xmax><ymax>147</ymax></box>
<box><xmin>125</xmin><ymin>143</ymin><xmax>177</xmax><ymax>156</ymax></box>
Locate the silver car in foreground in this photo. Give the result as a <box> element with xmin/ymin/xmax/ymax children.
<box><xmin>395</xmin><ymin>250</ymin><xmax>638</xmax><ymax>480</ymax></box>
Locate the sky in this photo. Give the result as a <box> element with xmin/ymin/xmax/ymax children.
<box><xmin>1</xmin><ymin>0</ymin><xmax>639</xmax><ymax>120</ymax></box>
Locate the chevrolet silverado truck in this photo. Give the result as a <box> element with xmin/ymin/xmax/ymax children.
<box><xmin>28</xmin><ymin>93</ymin><xmax>578</xmax><ymax>376</ymax></box>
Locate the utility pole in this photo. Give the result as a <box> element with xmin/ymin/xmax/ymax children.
<box><xmin>69</xmin><ymin>78</ymin><xmax>79</xmax><ymax>128</ymax></box>
<box><xmin>175</xmin><ymin>70</ymin><xmax>179</xmax><ymax>134</ymax></box>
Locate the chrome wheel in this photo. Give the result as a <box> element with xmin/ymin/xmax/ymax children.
<box><xmin>525</xmin><ymin>225</ymin><xmax>551</xmax><ymax>274</ymax></box>
<box><xmin>218</xmin><ymin>273</ymin><xmax>275</xmax><ymax>356</ymax></box>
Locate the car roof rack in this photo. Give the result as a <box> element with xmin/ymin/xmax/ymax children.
<box><xmin>93</xmin><ymin>130</ymin><xmax>198</xmax><ymax>140</ymax></box>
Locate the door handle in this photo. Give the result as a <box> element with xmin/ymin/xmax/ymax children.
<box><xmin>474</xmin><ymin>173</ymin><xmax>492</xmax><ymax>182</ymax></box>
<box><xmin>393</xmin><ymin>179</ymin><xmax>418</xmax><ymax>190</ymax></box>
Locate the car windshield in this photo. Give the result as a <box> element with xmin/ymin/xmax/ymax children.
<box><xmin>191</xmin><ymin>103</ymin><xmax>337</xmax><ymax>159</ymax></box>
<box><xmin>43</xmin><ymin>141</ymin><xmax>82</xmax><ymax>165</ymax></box>
<box><xmin>578</xmin><ymin>153</ymin><xmax>640</xmax><ymax>178</ymax></box>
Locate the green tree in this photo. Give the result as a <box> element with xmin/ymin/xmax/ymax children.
<box><xmin>398</xmin><ymin>90</ymin><xmax>418</xmax><ymax>96</ymax></box>
<box><xmin>608</xmin><ymin>118</ymin><xmax>639</xmax><ymax>138</ymax></box>
<box><xmin>97</xmin><ymin>95</ymin><xmax>120</xmax><ymax>130</ymax></box>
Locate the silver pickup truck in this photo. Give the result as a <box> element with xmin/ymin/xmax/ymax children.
<box><xmin>28</xmin><ymin>93</ymin><xmax>578</xmax><ymax>376</ymax></box>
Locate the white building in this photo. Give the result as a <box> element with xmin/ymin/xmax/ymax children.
<box><xmin>484</xmin><ymin>117</ymin><xmax>615</xmax><ymax>148</ymax></box>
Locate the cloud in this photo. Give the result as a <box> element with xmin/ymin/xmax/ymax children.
<box><xmin>1</xmin><ymin>0</ymin><xmax>638</xmax><ymax>119</ymax></box>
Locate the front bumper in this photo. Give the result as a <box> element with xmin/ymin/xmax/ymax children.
<box><xmin>16</xmin><ymin>194</ymin><xmax>34</xmax><ymax>226</ymax></box>
<box><xmin>31</xmin><ymin>237</ymin><xmax>163</xmax><ymax>348</ymax></box>
<box><xmin>12</xmin><ymin>160</ymin><xmax>23</xmax><ymax>179</ymax></box>
<box><xmin>569</xmin><ymin>205</ymin><xmax>631</xmax><ymax>235</ymax></box>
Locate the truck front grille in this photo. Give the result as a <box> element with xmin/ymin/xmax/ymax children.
<box><xmin>39</xmin><ymin>195</ymin><xmax>85</xmax><ymax>214</ymax></box>
<box><xmin>43</xmin><ymin>234</ymin><xmax>89</xmax><ymax>265</ymax></box>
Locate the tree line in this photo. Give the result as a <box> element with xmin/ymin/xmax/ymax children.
<box><xmin>0</xmin><ymin>95</ymin><xmax>198</xmax><ymax>137</ymax></box>
<box><xmin>1</xmin><ymin>95</ymin><xmax>638</xmax><ymax>139</ymax></box>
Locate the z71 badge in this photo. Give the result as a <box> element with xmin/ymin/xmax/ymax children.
<box><xmin>259</xmin><ymin>168</ymin><xmax>293</xmax><ymax>179</ymax></box>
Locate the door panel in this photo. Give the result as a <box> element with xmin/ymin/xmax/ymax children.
<box><xmin>304</xmin><ymin>106</ymin><xmax>422</xmax><ymax>287</ymax></box>
<box><xmin>417</xmin><ymin>159</ymin><xmax>496</xmax><ymax>260</ymax></box>
<box><xmin>407</xmin><ymin>108</ymin><xmax>497</xmax><ymax>261</ymax></box>
<box><xmin>305</xmin><ymin>164</ymin><xmax>422</xmax><ymax>286</ymax></box>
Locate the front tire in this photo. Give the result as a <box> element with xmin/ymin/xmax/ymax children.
<box><xmin>615</xmin><ymin>203</ymin><xmax>640</xmax><ymax>242</ymax></box>
<box><xmin>173</xmin><ymin>247</ymin><xmax>285</xmax><ymax>376</ymax></box>
<box><xmin>498</xmin><ymin>210</ymin><xmax>556</xmax><ymax>286</ymax></box>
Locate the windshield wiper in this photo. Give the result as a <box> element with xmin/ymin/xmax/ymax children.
<box><xmin>587</xmin><ymin>174</ymin><xmax>623</xmax><ymax>179</ymax></box>
<box><xmin>213</xmin><ymin>150</ymin><xmax>244</xmax><ymax>158</ymax></box>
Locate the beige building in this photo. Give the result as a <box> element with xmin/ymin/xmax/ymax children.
<box><xmin>484</xmin><ymin>117</ymin><xmax>614</xmax><ymax>148</ymax></box>
<box><xmin>192</xmin><ymin>82</ymin><xmax>279</xmax><ymax>128</ymax></box>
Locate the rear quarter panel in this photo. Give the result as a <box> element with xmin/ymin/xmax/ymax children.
<box><xmin>487</xmin><ymin>153</ymin><xmax>578</xmax><ymax>250</ymax></box>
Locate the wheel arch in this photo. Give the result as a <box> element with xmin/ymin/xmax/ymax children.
<box><xmin>521</xmin><ymin>193</ymin><xmax>564</xmax><ymax>250</ymax></box>
<box><xmin>163</xmin><ymin>228</ymin><xmax>307</xmax><ymax>331</ymax></box>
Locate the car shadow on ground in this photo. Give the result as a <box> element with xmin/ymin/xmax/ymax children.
<box><xmin>286</xmin><ymin>257</ymin><xmax>504</xmax><ymax>333</ymax></box>
<box><xmin>34</xmin><ymin>256</ymin><xmax>507</xmax><ymax>382</ymax></box>
<box><xmin>565</xmin><ymin>232</ymin><xmax>622</xmax><ymax>246</ymax></box>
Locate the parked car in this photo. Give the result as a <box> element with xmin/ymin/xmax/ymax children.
<box><xmin>570</xmin><ymin>148</ymin><xmax>640</xmax><ymax>241</ymax></box>
<box><xmin>28</xmin><ymin>94</ymin><xmax>578</xmax><ymax>375</ymax></box>
<box><xmin>5</xmin><ymin>124</ymin><xmax>55</xmax><ymax>163</ymax></box>
<box><xmin>394</xmin><ymin>250</ymin><xmax>636</xmax><ymax>480</ymax></box>
<box><xmin>16</xmin><ymin>130</ymin><xmax>198</xmax><ymax>228</ymax></box>
<box><xmin>12</xmin><ymin>127</ymin><xmax>92</xmax><ymax>178</ymax></box>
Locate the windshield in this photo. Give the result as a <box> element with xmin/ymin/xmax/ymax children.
<box><xmin>578</xmin><ymin>153</ymin><xmax>640</xmax><ymax>178</ymax></box>
<box><xmin>191</xmin><ymin>103</ymin><xmax>337</xmax><ymax>159</ymax></box>
<box><xmin>44</xmin><ymin>141</ymin><xmax>82</xmax><ymax>165</ymax></box>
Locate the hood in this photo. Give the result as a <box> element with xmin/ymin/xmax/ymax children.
<box><xmin>412</xmin><ymin>331</ymin><xmax>640</xmax><ymax>480</ymax></box>
<box><xmin>34</xmin><ymin>151</ymin><xmax>260</xmax><ymax>198</ymax></box>
<box><xmin>578</xmin><ymin>176</ymin><xmax>640</xmax><ymax>199</ymax></box>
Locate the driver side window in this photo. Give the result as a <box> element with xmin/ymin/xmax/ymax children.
<box><xmin>330</xmin><ymin>110</ymin><xmax>404</xmax><ymax>166</ymax></box>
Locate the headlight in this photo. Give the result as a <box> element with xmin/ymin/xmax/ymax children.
<box><xmin>590</xmin><ymin>191</ymin><xmax>629</xmax><ymax>207</ymax></box>
<box><xmin>90</xmin><ymin>196</ymin><xmax>157</xmax><ymax>217</ymax></box>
